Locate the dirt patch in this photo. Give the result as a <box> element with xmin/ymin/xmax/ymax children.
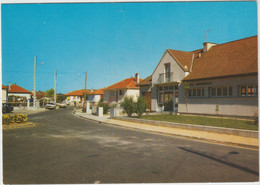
<box><xmin>2</xmin><ymin>122</ymin><xmax>36</xmax><ymax>129</ymax></box>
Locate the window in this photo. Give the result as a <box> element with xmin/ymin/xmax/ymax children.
<box><xmin>209</xmin><ymin>86</ymin><xmax>232</xmax><ymax>97</ymax></box>
<box><xmin>119</xmin><ymin>90</ymin><xmax>123</xmax><ymax>96</ymax></box>
<box><xmin>240</xmin><ymin>85</ymin><xmax>258</xmax><ymax>96</ymax></box>
<box><xmin>187</xmin><ymin>88</ymin><xmax>205</xmax><ymax>97</ymax></box>
<box><xmin>159</xmin><ymin>93</ymin><xmax>163</xmax><ymax>103</ymax></box>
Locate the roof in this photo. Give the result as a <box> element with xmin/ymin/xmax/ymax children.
<box><xmin>8</xmin><ymin>84</ymin><xmax>31</xmax><ymax>94</ymax></box>
<box><xmin>88</xmin><ymin>88</ymin><xmax>104</xmax><ymax>95</ymax></box>
<box><xmin>104</xmin><ymin>77</ymin><xmax>143</xmax><ymax>91</ymax></box>
<box><xmin>137</xmin><ymin>75</ymin><xmax>152</xmax><ymax>86</ymax></box>
<box><xmin>2</xmin><ymin>85</ymin><xmax>8</xmax><ymax>89</ymax></box>
<box><xmin>65</xmin><ymin>89</ymin><xmax>90</xmax><ymax>96</ymax></box>
<box><xmin>184</xmin><ymin>36</ymin><xmax>257</xmax><ymax>81</ymax></box>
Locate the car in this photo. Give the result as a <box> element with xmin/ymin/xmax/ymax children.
<box><xmin>45</xmin><ymin>103</ymin><xmax>56</xmax><ymax>110</ymax></box>
<box><xmin>58</xmin><ymin>103</ymin><xmax>67</xmax><ymax>108</ymax></box>
<box><xmin>2</xmin><ymin>103</ymin><xmax>13</xmax><ymax>113</ymax></box>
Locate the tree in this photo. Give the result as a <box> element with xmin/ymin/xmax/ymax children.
<box><xmin>135</xmin><ymin>96</ymin><xmax>148</xmax><ymax>118</ymax></box>
<box><xmin>45</xmin><ymin>89</ymin><xmax>54</xmax><ymax>98</ymax></box>
<box><xmin>121</xmin><ymin>96</ymin><xmax>135</xmax><ymax>117</ymax></box>
<box><xmin>57</xmin><ymin>94</ymin><xmax>67</xmax><ymax>103</ymax></box>
<box><xmin>182</xmin><ymin>81</ymin><xmax>190</xmax><ymax>113</ymax></box>
<box><xmin>98</xmin><ymin>99</ymin><xmax>110</xmax><ymax>114</ymax></box>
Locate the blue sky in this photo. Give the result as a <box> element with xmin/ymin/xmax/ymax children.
<box><xmin>1</xmin><ymin>1</ymin><xmax>257</xmax><ymax>94</ymax></box>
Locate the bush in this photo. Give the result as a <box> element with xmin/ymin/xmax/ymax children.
<box><xmin>2</xmin><ymin>114</ymin><xmax>28</xmax><ymax>125</ymax></box>
<box><xmin>98</xmin><ymin>101</ymin><xmax>110</xmax><ymax>114</ymax></box>
<box><xmin>135</xmin><ymin>96</ymin><xmax>148</xmax><ymax>118</ymax></box>
<box><xmin>121</xmin><ymin>96</ymin><xmax>135</xmax><ymax>117</ymax></box>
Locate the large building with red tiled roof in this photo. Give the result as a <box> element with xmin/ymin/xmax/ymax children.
<box><xmin>64</xmin><ymin>89</ymin><xmax>90</xmax><ymax>106</ymax></box>
<box><xmin>103</xmin><ymin>73</ymin><xmax>143</xmax><ymax>103</ymax></box>
<box><xmin>151</xmin><ymin>36</ymin><xmax>258</xmax><ymax>117</ymax></box>
<box><xmin>7</xmin><ymin>83</ymin><xmax>32</xmax><ymax>101</ymax></box>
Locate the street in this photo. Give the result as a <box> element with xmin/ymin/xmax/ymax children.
<box><xmin>3</xmin><ymin>107</ymin><xmax>259</xmax><ymax>183</ymax></box>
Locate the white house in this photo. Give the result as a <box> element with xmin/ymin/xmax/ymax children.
<box><xmin>8</xmin><ymin>83</ymin><xmax>32</xmax><ymax>102</ymax></box>
<box><xmin>88</xmin><ymin>88</ymin><xmax>104</xmax><ymax>105</ymax></box>
<box><xmin>103</xmin><ymin>73</ymin><xmax>143</xmax><ymax>104</ymax></box>
<box><xmin>64</xmin><ymin>89</ymin><xmax>90</xmax><ymax>106</ymax></box>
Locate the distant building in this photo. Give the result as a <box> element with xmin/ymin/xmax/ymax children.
<box><xmin>103</xmin><ymin>73</ymin><xmax>143</xmax><ymax>104</ymax></box>
<box><xmin>64</xmin><ymin>89</ymin><xmax>90</xmax><ymax>106</ymax></box>
<box><xmin>7</xmin><ymin>83</ymin><xmax>32</xmax><ymax>102</ymax></box>
<box><xmin>88</xmin><ymin>88</ymin><xmax>104</xmax><ymax>105</ymax></box>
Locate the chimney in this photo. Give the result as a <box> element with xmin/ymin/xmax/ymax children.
<box><xmin>135</xmin><ymin>73</ymin><xmax>139</xmax><ymax>84</ymax></box>
<box><xmin>203</xmin><ymin>42</ymin><xmax>217</xmax><ymax>52</ymax></box>
<box><xmin>8</xmin><ymin>82</ymin><xmax>11</xmax><ymax>90</ymax></box>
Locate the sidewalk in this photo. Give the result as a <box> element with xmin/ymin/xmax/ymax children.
<box><xmin>74</xmin><ymin>110</ymin><xmax>259</xmax><ymax>150</ymax></box>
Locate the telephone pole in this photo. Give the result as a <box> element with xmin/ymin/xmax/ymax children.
<box><xmin>84</xmin><ymin>72</ymin><xmax>87</xmax><ymax>112</ymax></box>
<box><xmin>54</xmin><ymin>70</ymin><xmax>57</xmax><ymax>104</ymax></box>
<box><xmin>33</xmin><ymin>56</ymin><xmax>37</xmax><ymax>108</ymax></box>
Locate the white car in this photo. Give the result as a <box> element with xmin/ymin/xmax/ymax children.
<box><xmin>45</xmin><ymin>103</ymin><xmax>56</xmax><ymax>110</ymax></box>
<box><xmin>58</xmin><ymin>103</ymin><xmax>67</xmax><ymax>108</ymax></box>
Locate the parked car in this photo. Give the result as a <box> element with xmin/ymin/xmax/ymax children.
<box><xmin>2</xmin><ymin>103</ymin><xmax>13</xmax><ymax>113</ymax></box>
<box><xmin>45</xmin><ymin>103</ymin><xmax>56</xmax><ymax>110</ymax></box>
<box><xmin>58</xmin><ymin>103</ymin><xmax>67</xmax><ymax>108</ymax></box>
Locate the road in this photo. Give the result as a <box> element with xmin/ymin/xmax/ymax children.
<box><xmin>3</xmin><ymin>107</ymin><xmax>259</xmax><ymax>183</ymax></box>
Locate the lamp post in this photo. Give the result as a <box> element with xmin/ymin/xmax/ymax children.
<box><xmin>33</xmin><ymin>56</ymin><xmax>44</xmax><ymax>109</ymax></box>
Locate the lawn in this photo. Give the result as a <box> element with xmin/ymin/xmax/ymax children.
<box><xmin>140</xmin><ymin>114</ymin><xmax>258</xmax><ymax>131</ymax></box>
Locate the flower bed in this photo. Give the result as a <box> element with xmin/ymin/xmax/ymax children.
<box><xmin>2</xmin><ymin>114</ymin><xmax>28</xmax><ymax>125</ymax></box>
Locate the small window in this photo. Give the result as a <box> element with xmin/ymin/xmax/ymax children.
<box><xmin>211</xmin><ymin>88</ymin><xmax>216</xmax><ymax>96</ymax></box>
<box><xmin>164</xmin><ymin>86</ymin><xmax>169</xmax><ymax>90</ymax></box>
<box><xmin>175</xmin><ymin>85</ymin><xmax>179</xmax><ymax>90</ymax></box>
<box><xmin>197</xmin><ymin>89</ymin><xmax>201</xmax><ymax>96</ymax></box>
<box><xmin>192</xmin><ymin>89</ymin><xmax>197</xmax><ymax>97</ymax></box>
<box><xmin>223</xmin><ymin>87</ymin><xmax>228</xmax><ymax>96</ymax></box>
<box><xmin>217</xmin><ymin>88</ymin><xmax>222</xmax><ymax>96</ymax></box>
<box><xmin>188</xmin><ymin>89</ymin><xmax>192</xmax><ymax>97</ymax></box>
<box><xmin>229</xmin><ymin>87</ymin><xmax>233</xmax><ymax>96</ymax></box>
<box><xmin>159</xmin><ymin>86</ymin><xmax>163</xmax><ymax>91</ymax></box>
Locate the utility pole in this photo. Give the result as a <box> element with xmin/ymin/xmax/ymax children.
<box><xmin>54</xmin><ymin>70</ymin><xmax>57</xmax><ymax>104</ymax></box>
<box><xmin>33</xmin><ymin>56</ymin><xmax>37</xmax><ymax>108</ymax></box>
<box><xmin>84</xmin><ymin>72</ymin><xmax>87</xmax><ymax>112</ymax></box>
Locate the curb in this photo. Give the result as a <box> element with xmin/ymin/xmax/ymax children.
<box><xmin>2</xmin><ymin>122</ymin><xmax>36</xmax><ymax>129</ymax></box>
<box><xmin>73</xmin><ymin>112</ymin><xmax>258</xmax><ymax>150</ymax></box>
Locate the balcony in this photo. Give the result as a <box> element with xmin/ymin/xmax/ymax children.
<box><xmin>155</xmin><ymin>72</ymin><xmax>175</xmax><ymax>84</ymax></box>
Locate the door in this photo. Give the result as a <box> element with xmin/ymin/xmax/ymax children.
<box><xmin>144</xmin><ymin>92</ymin><xmax>151</xmax><ymax>110</ymax></box>
<box><xmin>164</xmin><ymin>92</ymin><xmax>173</xmax><ymax>111</ymax></box>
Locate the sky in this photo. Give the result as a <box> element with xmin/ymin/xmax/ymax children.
<box><xmin>1</xmin><ymin>1</ymin><xmax>257</xmax><ymax>94</ymax></box>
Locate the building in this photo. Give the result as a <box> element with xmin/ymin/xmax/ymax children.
<box><xmin>7</xmin><ymin>83</ymin><xmax>32</xmax><ymax>102</ymax></box>
<box><xmin>103</xmin><ymin>73</ymin><xmax>143</xmax><ymax>104</ymax></box>
<box><xmin>88</xmin><ymin>88</ymin><xmax>104</xmax><ymax>105</ymax></box>
<box><xmin>151</xmin><ymin>36</ymin><xmax>258</xmax><ymax>117</ymax></box>
<box><xmin>136</xmin><ymin>75</ymin><xmax>152</xmax><ymax>110</ymax></box>
<box><xmin>2</xmin><ymin>85</ymin><xmax>8</xmax><ymax>103</ymax></box>
<box><xmin>65</xmin><ymin>89</ymin><xmax>90</xmax><ymax>106</ymax></box>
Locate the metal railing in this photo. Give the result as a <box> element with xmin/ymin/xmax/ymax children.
<box><xmin>155</xmin><ymin>72</ymin><xmax>173</xmax><ymax>84</ymax></box>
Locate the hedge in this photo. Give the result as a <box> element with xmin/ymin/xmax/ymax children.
<box><xmin>2</xmin><ymin>114</ymin><xmax>28</xmax><ymax>125</ymax></box>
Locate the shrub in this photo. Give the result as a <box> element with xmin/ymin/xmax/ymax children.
<box><xmin>2</xmin><ymin>114</ymin><xmax>28</xmax><ymax>125</ymax></box>
<box><xmin>121</xmin><ymin>96</ymin><xmax>135</xmax><ymax>117</ymax></box>
<box><xmin>98</xmin><ymin>101</ymin><xmax>110</xmax><ymax>114</ymax></box>
<box><xmin>135</xmin><ymin>96</ymin><xmax>148</xmax><ymax>118</ymax></box>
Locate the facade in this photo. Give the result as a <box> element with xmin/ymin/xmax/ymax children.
<box><xmin>151</xmin><ymin>36</ymin><xmax>258</xmax><ymax>117</ymax></box>
<box><xmin>7</xmin><ymin>83</ymin><xmax>32</xmax><ymax>101</ymax></box>
<box><xmin>103</xmin><ymin>73</ymin><xmax>142</xmax><ymax>104</ymax></box>
<box><xmin>2</xmin><ymin>85</ymin><xmax>8</xmax><ymax>103</ymax></box>
<box><xmin>88</xmin><ymin>88</ymin><xmax>104</xmax><ymax>105</ymax></box>
<box><xmin>65</xmin><ymin>89</ymin><xmax>90</xmax><ymax>106</ymax></box>
<box><xmin>136</xmin><ymin>75</ymin><xmax>152</xmax><ymax>110</ymax></box>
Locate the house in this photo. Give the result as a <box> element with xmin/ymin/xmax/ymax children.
<box><xmin>2</xmin><ymin>85</ymin><xmax>8</xmax><ymax>103</ymax></box>
<box><xmin>103</xmin><ymin>73</ymin><xmax>143</xmax><ymax>104</ymax></box>
<box><xmin>151</xmin><ymin>36</ymin><xmax>258</xmax><ymax>117</ymax></box>
<box><xmin>7</xmin><ymin>83</ymin><xmax>32</xmax><ymax>102</ymax></box>
<box><xmin>136</xmin><ymin>75</ymin><xmax>152</xmax><ymax>110</ymax></box>
<box><xmin>88</xmin><ymin>88</ymin><xmax>104</xmax><ymax>105</ymax></box>
<box><xmin>64</xmin><ymin>89</ymin><xmax>90</xmax><ymax>106</ymax></box>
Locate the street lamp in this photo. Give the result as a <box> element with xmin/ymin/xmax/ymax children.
<box><xmin>33</xmin><ymin>56</ymin><xmax>44</xmax><ymax>109</ymax></box>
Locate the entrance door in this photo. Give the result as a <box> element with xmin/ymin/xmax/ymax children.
<box><xmin>164</xmin><ymin>92</ymin><xmax>173</xmax><ymax>111</ymax></box>
<box><xmin>144</xmin><ymin>92</ymin><xmax>151</xmax><ymax>110</ymax></box>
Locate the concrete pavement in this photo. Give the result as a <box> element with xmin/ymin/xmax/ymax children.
<box><xmin>74</xmin><ymin>110</ymin><xmax>259</xmax><ymax>150</ymax></box>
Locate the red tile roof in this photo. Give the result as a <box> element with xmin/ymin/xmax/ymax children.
<box><xmin>88</xmin><ymin>88</ymin><xmax>104</xmax><ymax>95</ymax></box>
<box><xmin>65</xmin><ymin>89</ymin><xmax>90</xmax><ymax>96</ymax></box>
<box><xmin>104</xmin><ymin>77</ymin><xmax>143</xmax><ymax>90</ymax></box>
<box><xmin>8</xmin><ymin>84</ymin><xmax>31</xmax><ymax>94</ymax></box>
<box><xmin>184</xmin><ymin>36</ymin><xmax>257</xmax><ymax>80</ymax></box>
<box><xmin>2</xmin><ymin>85</ymin><xmax>8</xmax><ymax>89</ymax></box>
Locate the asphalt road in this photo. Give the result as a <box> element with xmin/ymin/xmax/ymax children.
<box><xmin>3</xmin><ymin>107</ymin><xmax>259</xmax><ymax>183</ymax></box>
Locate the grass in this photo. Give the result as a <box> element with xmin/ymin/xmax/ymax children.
<box><xmin>139</xmin><ymin>114</ymin><xmax>258</xmax><ymax>131</ymax></box>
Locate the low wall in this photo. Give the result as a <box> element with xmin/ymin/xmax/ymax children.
<box><xmin>113</xmin><ymin>117</ymin><xmax>258</xmax><ymax>138</ymax></box>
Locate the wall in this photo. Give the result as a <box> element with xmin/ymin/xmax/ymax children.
<box><xmin>8</xmin><ymin>93</ymin><xmax>31</xmax><ymax>100</ymax></box>
<box><xmin>151</xmin><ymin>51</ymin><xmax>186</xmax><ymax>111</ymax></box>
<box><xmin>178</xmin><ymin>75</ymin><xmax>258</xmax><ymax>117</ymax></box>
<box><xmin>88</xmin><ymin>94</ymin><xmax>101</xmax><ymax>103</ymax></box>
<box><xmin>2</xmin><ymin>89</ymin><xmax>8</xmax><ymax>103</ymax></box>
<box><xmin>103</xmin><ymin>90</ymin><xmax>116</xmax><ymax>102</ymax></box>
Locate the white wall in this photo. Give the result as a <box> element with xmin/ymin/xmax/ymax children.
<box><xmin>8</xmin><ymin>93</ymin><xmax>31</xmax><ymax>100</ymax></box>
<box><xmin>2</xmin><ymin>89</ymin><xmax>8</xmax><ymax>103</ymax></box>
<box><xmin>123</xmin><ymin>89</ymin><xmax>140</xmax><ymax>102</ymax></box>
<box><xmin>88</xmin><ymin>94</ymin><xmax>101</xmax><ymax>103</ymax></box>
